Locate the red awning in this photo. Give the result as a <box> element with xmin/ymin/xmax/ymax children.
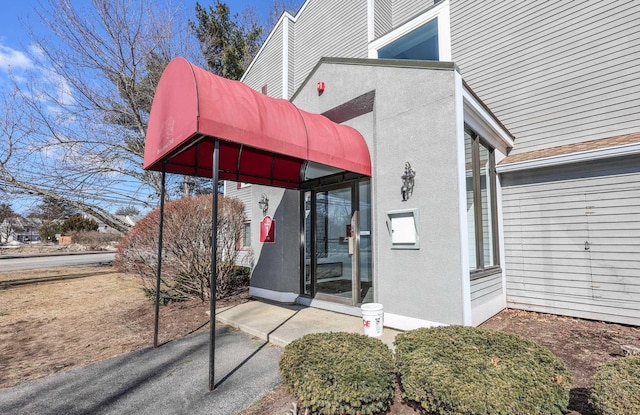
<box><xmin>144</xmin><ymin>57</ymin><xmax>371</xmax><ymax>188</ymax></box>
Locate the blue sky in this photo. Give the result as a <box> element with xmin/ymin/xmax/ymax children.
<box><xmin>0</xmin><ymin>0</ymin><xmax>286</xmax><ymax>215</ymax></box>
<box><xmin>0</xmin><ymin>0</ymin><xmax>281</xmax><ymax>75</ymax></box>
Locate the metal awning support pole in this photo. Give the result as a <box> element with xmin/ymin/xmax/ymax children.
<box><xmin>209</xmin><ymin>139</ymin><xmax>220</xmax><ymax>391</ymax></box>
<box><xmin>153</xmin><ymin>167</ymin><xmax>167</xmax><ymax>348</ymax></box>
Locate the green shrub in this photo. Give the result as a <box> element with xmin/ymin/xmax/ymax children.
<box><xmin>590</xmin><ymin>356</ymin><xmax>640</xmax><ymax>415</ymax></box>
<box><xmin>279</xmin><ymin>332</ymin><xmax>395</xmax><ymax>415</ymax></box>
<box><xmin>395</xmin><ymin>326</ymin><xmax>572</xmax><ymax>415</ymax></box>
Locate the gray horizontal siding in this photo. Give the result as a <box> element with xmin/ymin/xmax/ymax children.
<box><xmin>501</xmin><ymin>156</ymin><xmax>640</xmax><ymax>325</ymax></box>
<box><xmin>471</xmin><ymin>271</ymin><xmax>504</xmax><ymax>326</ymax></box>
<box><xmin>242</xmin><ymin>22</ymin><xmax>283</xmax><ymax>97</ymax></box>
<box><xmin>471</xmin><ymin>273</ymin><xmax>502</xmax><ymax>302</ymax></box>
<box><xmin>451</xmin><ymin>0</ymin><xmax>640</xmax><ymax>153</ymax></box>
<box><xmin>292</xmin><ymin>0</ymin><xmax>368</xmax><ymax>92</ymax></box>
<box><xmin>391</xmin><ymin>0</ymin><xmax>432</xmax><ymax>27</ymax></box>
<box><xmin>288</xmin><ymin>18</ymin><xmax>295</xmax><ymax>98</ymax></box>
<box><xmin>375</xmin><ymin>0</ymin><xmax>392</xmax><ymax>38</ymax></box>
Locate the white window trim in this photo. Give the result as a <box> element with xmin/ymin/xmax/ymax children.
<box><xmin>368</xmin><ymin>0</ymin><xmax>451</xmax><ymax>60</ymax></box>
<box><xmin>281</xmin><ymin>17</ymin><xmax>289</xmax><ymax>99</ymax></box>
<box><xmin>462</xmin><ymin>87</ymin><xmax>514</xmax><ymax>155</ymax></box>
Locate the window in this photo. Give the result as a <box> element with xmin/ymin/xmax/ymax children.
<box><xmin>368</xmin><ymin>0</ymin><xmax>451</xmax><ymax>61</ymax></box>
<box><xmin>378</xmin><ymin>18</ymin><xmax>439</xmax><ymax>60</ymax></box>
<box><xmin>242</xmin><ymin>222</ymin><xmax>251</xmax><ymax>248</ymax></box>
<box><xmin>465</xmin><ymin>125</ymin><xmax>499</xmax><ymax>275</ymax></box>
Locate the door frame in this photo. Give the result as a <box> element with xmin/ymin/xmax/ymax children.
<box><xmin>301</xmin><ymin>181</ymin><xmax>363</xmax><ymax>306</ymax></box>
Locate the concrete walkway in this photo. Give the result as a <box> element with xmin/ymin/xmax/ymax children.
<box><xmin>0</xmin><ymin>300</ymin><xmax>400</xmax><ymax>415</ymax></box>
<box><xmin>217</xmin><ymin>300</ymin><xmax>400</xmax><ymax>349</ymax></box>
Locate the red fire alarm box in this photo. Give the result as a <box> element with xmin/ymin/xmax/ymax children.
<box><xmin>260</xmin><ymin>215</ymin><xmax>276</xmax><ymax>243</ymax></box>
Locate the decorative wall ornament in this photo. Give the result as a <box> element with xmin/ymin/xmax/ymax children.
<box><xmin>401</xmin><ymin>162</ymin><xmax>416</xmax><ymax>201</ymax></box>
<box><xmin>258</xmin><ymin>193</ymin><xmax>269</xmax><ymax>215</ymax></box>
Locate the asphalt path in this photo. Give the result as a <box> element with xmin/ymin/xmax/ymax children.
<box><xmin>0</xmin><ymin>252</ymin><xmax>116</xmax><ymax>271</ymax></box>
<box><xmin>0</xmin><ymin>326</ymin><xmax>282</xmax><ymax>415</ymax></box>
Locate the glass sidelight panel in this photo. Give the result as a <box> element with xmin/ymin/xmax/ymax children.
<box><xmin>359</xmin><ymin>181</ymin><xmax>373</xmax><ymax>303</ymax></box>
<box><xmin>303</xmin><ymin>191</ymin><xmax>312</xmax><ymax>296</ymax></box>
<box><xmin>315</xmin><ymin>187</ymin><xmax>353</xmax><ymax>300</ymax></box>
<box><xmin>479</xmin><ymin>144</ymin><xmax>494</xmax><ymax>267</ymax></box>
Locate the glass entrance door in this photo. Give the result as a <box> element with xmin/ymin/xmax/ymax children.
<box><xmin>315</xmin><ymin>186</ymin><xmax>354</xmax><ymax>302</ymax></box>
<box><xmin>303</xmin><ymin>180</ymin><xmax>372</xmax><ymax>306</ymax></box>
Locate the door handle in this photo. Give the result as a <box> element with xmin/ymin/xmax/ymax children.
<box><xmin>584</xmin><ymin>241</ymin><xmax>590</xmax><ymax>251</ymax></box>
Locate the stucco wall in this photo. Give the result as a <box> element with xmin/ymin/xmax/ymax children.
<box><xmin>250</xmin><ymin>186</ymin><xmax>300</xmax><ymax>297</ymax></box>
<box><xmin>292</xmin><ymin>59</ymin><xmax>466</xmax><ymax>325</ymax></box>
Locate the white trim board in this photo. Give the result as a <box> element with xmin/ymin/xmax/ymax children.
<box><xmin>249</xmin><ymin>286</ymin><xmax>298</xmax><ymax>303</ymax></box>
<box><xmin>384</xmin><ymin>312</ymin><xmax>447</xmax><ymax>331</ymax></box>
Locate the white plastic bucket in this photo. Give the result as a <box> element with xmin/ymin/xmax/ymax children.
<box><xmin>361</xmin><ymin>303</ymin><xmax>384</xmax><ymax>337</ymax></box>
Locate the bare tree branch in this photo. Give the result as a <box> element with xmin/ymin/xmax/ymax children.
<box><xmin>0</xmin><ymin>0</ymin><xmax>199</xmax><ymax>230</ymax></box>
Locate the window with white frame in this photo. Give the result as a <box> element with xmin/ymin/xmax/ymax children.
<box><xmin>378</xmin><ymin>18</ymin><xmax>439</xmax><ymax>60</ymax></box>
<box><xmin>368</xmin><ymin>0</ymin><xmax>451</xmax><ymax>61</ymax></box>
<box><xmin>242</xmin><ymin>222</ymin><xmax>251</xmax><ymax>248</ymax></box>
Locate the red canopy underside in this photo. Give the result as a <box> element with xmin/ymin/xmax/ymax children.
<box><xmin>144</xmin><ymin>57</ymin><xmax>371</xmax><ymax>189</ymax></box>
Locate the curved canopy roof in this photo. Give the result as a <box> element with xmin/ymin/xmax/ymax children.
<box><xmin>144</xmin><ymin>57</ymin><xmax>371</xmax><ymax>189</ymax></box>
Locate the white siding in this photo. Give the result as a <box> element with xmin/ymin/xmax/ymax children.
<box><xmin>225</xmin><ymin>183</ymin><xmax>252</xmax><ymax>218</ymax></box>
<box><xmin>242</xmin><ymin>21</ymin><xmax>284</xmax><ymax>96</ymax></box>
<box><xmin>450</xmin><ymin>0</ymin><xmax>640</xmax><ymax>153</ymax></box>
<box><xmin>501</xmin><ymin>157</ymin><xmax>640</xmax><ymax>325</ymax></box>
<box><xmin>292</xmin><ymin>0</ymin><xmax>368</xmax><ymax>92</ymax></box>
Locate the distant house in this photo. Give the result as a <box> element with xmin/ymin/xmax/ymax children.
<box><xmin>0</xmin><ymin>217</ymin><xmax>44</xmax><ymax>244</ymax></box>
<box><xmin>94</xmin><ymin>215</ymin><xmax>143</xmax><ymax>233</ymax></box>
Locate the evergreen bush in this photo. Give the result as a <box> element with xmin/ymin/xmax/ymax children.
<box><xmin>590</xmin><ymin>356</ymin><xmax>640</xmax><ymax>415</ymax></box>
<box><xmin>279</xmin><ymin>332</ymin><xmax>395</xmax><ymax>415</ymax></box>
<box><xmin>395</xmin><ymin>326</ymin><xmax>572</xmax><ymax>415</ymax></box>
<box><xmin>61</xmin><ymin>215</ymin><xmax>99</xmax><ymax>234</ymax></box>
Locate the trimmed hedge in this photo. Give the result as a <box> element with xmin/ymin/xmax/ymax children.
<box><xmin>590</xmin><ymin>356</ymin><xmax>640</xmax><ymax>415</ymax></box>
<box><xmin>279</xmin><ymin>332</ymin><xmax>395</xmax><ymax>415</ymax></box>
<box><xmin>395</xmin><ymin>326</ymin><xmax>572</xmax><ymax>415</ymax></box>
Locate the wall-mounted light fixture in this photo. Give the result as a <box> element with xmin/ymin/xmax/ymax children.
<box><xmin>401</xmin><ymin>162</ymin><xmax>416</xmax><ymax>201</ymax></box>
<box><xmin>317</xmin><ymin>81</ymin><xmax>325</xmax><ymax>95</ymax></box>
<box><xmin>258</xmin><ymin>193</ymin><xmax>269</xmax><ymax>215</ymax></box>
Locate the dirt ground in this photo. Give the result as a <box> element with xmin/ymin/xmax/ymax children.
<box><xmin>1</xmin><ymin>265</ymin><xmax>639</xmax><ymax>415</ymax></box>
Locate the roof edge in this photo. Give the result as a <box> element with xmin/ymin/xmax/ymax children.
<box><xmin>291</xmin><ymin>57</ymin><xmax>458</xmax><ymax>101</ymax></box>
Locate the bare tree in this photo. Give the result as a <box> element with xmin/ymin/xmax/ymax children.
<box><xmin>0</xmin><ymin>0</ymin><xmax>199</xmax><ymax>232</ymax></box>
<box><xmin>116</xmin><ymin>194</ymin><xmax>247</xmax><ymax>302</ymax></box>
<box><xmin>266</xmin><ymin>0</ymin><xmax>304</xmax><ymax>30</ymax></box>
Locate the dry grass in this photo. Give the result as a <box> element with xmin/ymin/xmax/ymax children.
<box><xmin>0</xmin><ymin>265</ymin><xmax>222</xmax><ymax>389</ymax></box>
